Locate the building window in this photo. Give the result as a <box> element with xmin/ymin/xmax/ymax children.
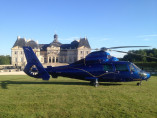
<box><xmin>15</xmin><ymin>51</ymin><xmax>17</xmax><ymax>54</ymax></box>
<box><xmin>63</xmin><ymin>57</ymin><xmax>65</xmax><ymax>63</ymax></box>
<box><xmin>56</xmin><ymin>57</ymin><xmax>58</xmax><ymax>63</ymax></box>
<box><xmin>21</xmin><ymin>58</ymin><xmax>23</xmax><ymax>62</ymax></box>
<box><xmin>71</xmin><ymin>57</ymin><xmax>74</xmax><ymax>62</ymax></box>
<box><xmin>64</xmin><ymin>57</ymin><xmax>66</xmax><ymax>63</ymax></box>
<box><xmin>69</xmin><ymin>57</ymin><xmax>72</xmax><ymax>62</ymax></box>
<box><xmin>21</xmin><ymin>51</ymin><xmax>23</xmax><ymax>54</ymax></box>
<box><xmin>15</xmin><ymin>58</ymin><xmax>18</xmax><ymax>62</ymax></box>
<box><xmin>53</xmin><ymin>57</ymin><xmax>55</xmax><ymax>63</ymax></box>
<box><xmin>86</xmin><ymin>51</ymin><xmax>88</xmax><ymax>54</ymax></box>
<box><xmin>80</xmin><ymin>51</ymin><xmax>83</xmax><ymax>54</ymax></box>
<box><xmin>49</xmin><ymin>58</ymin><xmax>51</xmax><ymax>63</ymax></box>
<box><xmin>44</xmin><ymin>58</ymin><xmax>47</xmax><ymax>63</ymax></box>
<box><xmin>60</xmin><ymin>57</ymin><xmax>63</xmax><ymax>62</ymax></box>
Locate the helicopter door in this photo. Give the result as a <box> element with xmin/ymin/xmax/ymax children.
<box><xmin>114</xmin><ymin>64</ymin><xmax>131</xmax><ymax>81</ymax></box>
<box><xmin>102</xmin><ymin>64</ymin><xmax>115</xmax><ymax>81</ymax></box>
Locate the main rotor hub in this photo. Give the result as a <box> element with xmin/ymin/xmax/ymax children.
<box><xmin>100</xmin><ymin>47</ymin><xmax>109</xmax><ymax>51</ymax></box>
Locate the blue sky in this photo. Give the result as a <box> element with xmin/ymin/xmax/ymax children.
<box><xmin>0</xmin><ymin>0</ymin><xmax>157</xmax><ymax>57</ymax></box>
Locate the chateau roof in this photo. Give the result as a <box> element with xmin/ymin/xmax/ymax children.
<box><xmin>61</xmin><ymin>40</ymin><xmax>79</xmax><ymax>49</ymax></box>
<box><xmin>26</xmin><ymin>40</ymin><xmax>39</xmax><ymax>49</ymax></box>
<box><xmin>13</xmin><ymin>35</ymin><xmax>91</xmax><ymax>50</ymax></box>
<box><xmin>39</xmin><ymin>44</ymin><xmax>50</xmax><ymax>51</ymax></box>
<box><xmin>13</xmin><ymin>38</ymin><xmax>26</xmax><ymax>48</ymax></box>
<box><xmin>60</xmin><ymin>38</ymin><xmax>91</xmax><ymax>49</ymax></box>
<box><xmin>78</xmin><ymin>38</ymin><xmax>91</xmax><ymax>48</ymax></box>
<box><xmin>13</xmin><ymin>37</ymin><xmax>39</xmax><ymax>49</ymax></box>
<box><xmin>50</xmin><ymin>40</ymin><xmax>62</xmax><ymax>47</ymax></box>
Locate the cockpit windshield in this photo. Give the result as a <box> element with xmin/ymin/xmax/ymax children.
<box><xmin>132</xmin><ymin>63</ymin><xmax>141</xmax><ymax>72</ymax></box>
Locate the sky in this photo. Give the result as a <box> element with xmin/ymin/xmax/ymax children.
<box><xmin>0</xmin><ymin>0</ymin><xmax>157</xmax><ymax>57</ymax></box>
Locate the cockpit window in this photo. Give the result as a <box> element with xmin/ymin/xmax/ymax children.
<box><xmin>104</xmin><ymin>64</ymin><xmax>113</xmax><ymax>71</ymax></box>
<box><xmin>132</xmin><ymin>63</ymin><xmax>141</xmax><ymax>71</ymax></box>
<box><xmin>115</xmin><ymin>64</ymin><xmax>129</xmax><ymax>71</ymax></box>
<box><xmin>130</xmin><ymin>64</ymin><xmax>135</xmax><ymax>72</ymax></box>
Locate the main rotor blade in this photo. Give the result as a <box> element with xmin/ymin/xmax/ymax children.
<box><xmin>91</xmin><ymin>48</ymin><xmax>100</xmax><ymax>51</ymax></box>
<box><xmin>112</xmin><ymin>49</ymin><xmax>157</xmax><ymax>60</ymax></box>
<box><xmin>109</xmin><ymin>46</ymin><xmax>150</xmax><ymax>49</ymax></box>
<box><xmin>92</xmin><ymin>46</ymin><xmax>150</xmax><ymax>51</ymax></box>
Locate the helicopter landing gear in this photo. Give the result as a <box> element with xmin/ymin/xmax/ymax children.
<box><xmin>137</xmin><ymin>80</ymin><xmax>142</xmax><ymax>86</ymax></box>
<box><xmin>94</xmin><ymin>79</ymin><xmax>99</xmax><ymax>87</ymax></box>
<box><xmin>89</xmin><ymin>78</ymin><xmax>99</xmax><ymax>87</ymax></box>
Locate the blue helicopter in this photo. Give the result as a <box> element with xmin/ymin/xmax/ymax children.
<box><xmin>23</xmin><ymin>46</ymin><xmax>153</xmax><ymax>87</ymax></box>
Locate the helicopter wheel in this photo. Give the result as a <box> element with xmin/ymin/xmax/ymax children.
<box><xmin>137</xmin><ymin>81</ymin><xmax>142</xmax><ymax>86</ymax></box>
<box><xmin>137</xmin><ymin>83</ymin><xmax>140</xmax><ymax>86</ymax></box>
<box><xmin>94</xmin><ymin>83</ymin><xmax>99</xmax><ymax>87</ymax></box>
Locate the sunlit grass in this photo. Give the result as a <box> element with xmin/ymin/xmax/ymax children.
<box><xmin>0</xmin><ymin>75</ymin><xmax>157</xmax><ymax>118</ymax></box>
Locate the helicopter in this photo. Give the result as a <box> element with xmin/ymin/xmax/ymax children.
<box><xmin>23</xmin><ymin>46</ymin><xmax>156</xmax><ymax>87</ymax></box>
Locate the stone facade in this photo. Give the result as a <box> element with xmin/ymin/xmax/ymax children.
<box><xmin>11</xmin><ymin>34</ymin><xmax>91</xmax><ymax>68</ymax></box>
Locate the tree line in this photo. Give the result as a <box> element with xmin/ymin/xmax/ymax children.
<box><xmin>0</xmin><ymin>55</ymin><xmax>11</xmax><ymax>65</ymax></box>
<box><xmin>122</xmin><ymin>48</ymin><xmax>157</xmax><ymax>62</ymax></box>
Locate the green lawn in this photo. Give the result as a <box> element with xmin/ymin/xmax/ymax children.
<box><xmin>0</xmin><ymin>75</ymin><xmax>157</xmax><ymax>118</ymax></box>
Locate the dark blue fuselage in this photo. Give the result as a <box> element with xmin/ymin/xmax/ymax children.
<box><xmin>46</xmin><ymin>61</ymin><xmax>150</xmax><ymax>82</ymax></box>
<box><xmin>23</xmin><ymin>46</ymin><xmax>151</xmax><ymax>85</ymax></box>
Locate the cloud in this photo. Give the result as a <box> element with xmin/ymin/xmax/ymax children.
<box><xmin>137</xmin><ymin>34</ymin><xmax>157</xmax><ymax>42</ymax></box>
<box><xmin>144</xmin><ymin>39</ymin><xmax>151</xmax><ymax>41</ymax></box>
<box><xmin>138</xmin><ymin>34</ymin><xmax>157</xmax><ymax>38</ymax></box>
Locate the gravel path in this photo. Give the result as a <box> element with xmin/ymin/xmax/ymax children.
<box><xmin>0</xmin><ymin>71</ymin><xmax>26</xmax><ymax>75</ymax></box>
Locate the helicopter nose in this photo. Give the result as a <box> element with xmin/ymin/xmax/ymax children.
<box><xmin>140</xmin><ymin>72</ymin><xmax>151</xmax><ymax>80</ymax></box>
<box><xmin>146</xmin><ymin>73</ymin><xmax>151</xmax><ymax>80</ymax></box>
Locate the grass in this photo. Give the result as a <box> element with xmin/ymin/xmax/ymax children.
<box><xmin>0</xmin><ymin>75</ymin><xmax>157</xmax><ymax>118</ymax></box>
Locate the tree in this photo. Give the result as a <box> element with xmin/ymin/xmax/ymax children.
<box><xmin>0</xmin><ymin>55</ymin><xmax>11</xmax><ymax>65</ymax></box>
<box><xmin>122</xmin><ymin>48</ymin><xmax>157</xmax><ymax>62</ymax></box>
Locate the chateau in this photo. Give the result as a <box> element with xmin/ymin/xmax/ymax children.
<box><xmin>11</xmin><ymin>34</ymin><xmax>91</xmax><ymax>68</ymax></box>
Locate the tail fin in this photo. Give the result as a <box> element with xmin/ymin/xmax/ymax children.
<box><xmin>23</xmin><ymin>46</ymin><xmax>50</xmax><ymax>80</ymax></box>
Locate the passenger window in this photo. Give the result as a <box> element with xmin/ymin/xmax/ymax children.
<box><xmin>104</xmin><ymin>64</ymin><xmax>113</xmax><ymax>71</ymax></box>
<box><xmin>115</xmin><ymin>64</ymin><xmax>129</xmax><ymax>71</ymax></box>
